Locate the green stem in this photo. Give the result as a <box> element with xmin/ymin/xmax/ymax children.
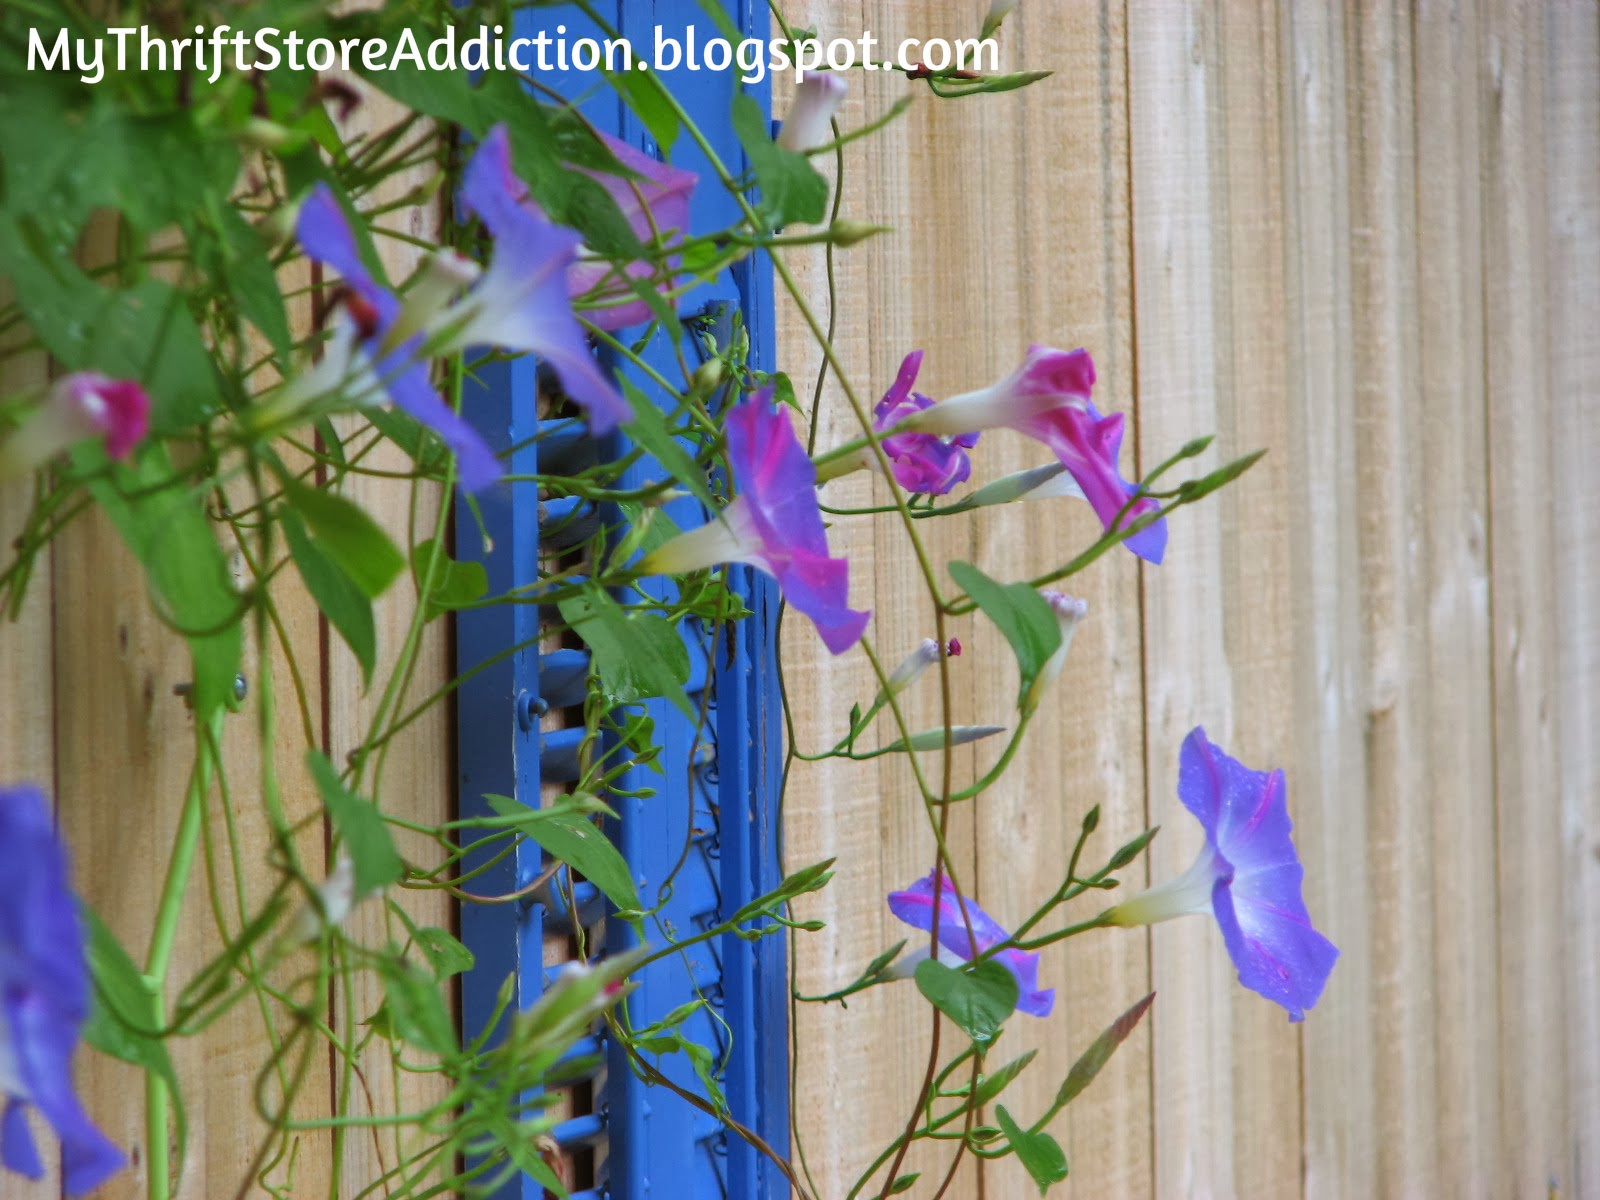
<box><xmin>143</xmin><ymin>710</ymin><xmax>224</xmax><ymax>1200</ymax></box>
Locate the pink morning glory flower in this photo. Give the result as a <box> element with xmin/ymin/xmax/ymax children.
<box><xmin>904</xmin><ymin>346</ymin><xmax>1167</xmax><ymax>563</ymax></box>
<box><xmin>639</xmin><ymin>389</ymin><xmax>869</xmax><ymax>654</ymax></box>
<box><xmin>0</xmin><ymin>372</ymin><xmax>150</xmax><ymax>480</ymax></box>
<box><xmin>885</xmin><ymin>871</ymin><xmax>1055</xmax><ymax>1017</ymax></box>
<box><xmin>294</xmin><ymin>185</ymin><xmax>503</xmax><ymax>491</ymax></box>
<box><xmin>567</xmin><ymin>131</ymin><xmax>698</xmax><ymax>332</ymax></box>
<box><xmin>872</xmin><ymin>350</ymin><xmax>980</xmax><ymax>496</ymax></box>
<box><xmin>0</xmin><ymin>785</ymin><xmax>124</xmax><ymax>1195</ymax></box>
<box><xmin>1108</xmin><ymin>728</ymin><xmax>1338</xmax><ymax>1021</ymax></box>
<box><xmin>777</xmin><ymin>71</ymin><xmax>847</xmax><ymax>153</ymax></box>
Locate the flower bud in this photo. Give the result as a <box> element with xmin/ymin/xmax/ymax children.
<box><xmin>1023</xmin><ymin>591</ymin><xmax>1088</xmax><ymax>714</ymax></box>
<box><xmin>777</xmin><ymin>71</ymin><xmax>847</xmax><ymax>153</ymax></box>
<box><xmin>981</xmin><ymin>0</ymin><xmax>1020</xmax><ymax>40</ymax></box>
<box><xmin>828</xmin><ymin>220</ymin><xmax>893</xmax><ymax>247</ymax></box>
<box><xmin>0</xmin><ymin>372</ymin><xmax>151</xmax><ymax>480</ymax></box>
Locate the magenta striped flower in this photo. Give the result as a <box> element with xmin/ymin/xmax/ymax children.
<box><xmin>0</xmin><ymin>373</ymin><xmax>150</xmax><ymax>480</ymax></box>
<box><xmin>640</xmin><ymin>390</ymin><xmax>869</xmax><ymax>654</ymax></box>
<box><xmin>873</xmin><ymin>351</ymin><xmax>980</xmax><ymax>495</ymax></box>
<box><xmin>904</xmin><ymin>346</ymin><xmax>1167</xmax><ymax>562</ymax></box>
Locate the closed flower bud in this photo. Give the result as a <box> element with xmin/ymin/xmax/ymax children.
<box><xmin>778</xmin><ymin>71</ymin><xmax>847</xmax><ymax>153</ymax></box>
<box><xmin>0</xmin><ymin>372</ymin><xmax>150</xmax><ymax>480</ymax></box>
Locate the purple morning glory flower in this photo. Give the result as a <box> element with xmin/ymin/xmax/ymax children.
<box><xmin>567</xmin><ymin>130</ymin><xmax>698</xmax><ymax>332</ymax></box>
<box><xmin>294</xmin><ymin>185</ymin><xmax>503</xmax><ymax>492</ymax></box>
<box><xmin>1</xmin><ymin>785</ymin><xmax>124</xmax><ymax>1195</ymax></box>
<box><xmin>1109</xmin><ymin>728</ymin><xmax>1338</xmax><ymax>1021</ymax></box>
<box><xmin>902</xmin><ymin>345</ymin><xmax>1167</xmax><ymax>563</ymax></box>
<box><xmin>885</xmin><ymin>871</ymin><xmax>1055</xmax><ymax>1017</ymax></box>
<box><xmin>872</xmin><ymin>351</ymin><xmax>980</xmax><ymax>496</ymax></box>
<box><xmin>639</xmin><ymin>389</ymin><xmax>869</xmax><ymax>654</ymax></box>
<box><xmin>454</xmin><ymin>126</ymin><xmax>632</xmax><ymax>432</ymax></box>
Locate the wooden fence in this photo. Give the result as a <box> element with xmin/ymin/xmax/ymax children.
<box><xmin>777</xmin><ymin>1</ymin><xmax>1599</xmax><ymax>1197</ymax></box>
<box><xmin>1</xmin><ymin>1</ymin><xmax>1595</xmax><ymax>1198</ymax></box>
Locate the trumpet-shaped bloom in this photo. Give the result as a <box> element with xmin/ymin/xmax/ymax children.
<box><xmin>886</xmin><ymin>872</ymin><xmax>1054</xmax><ymax>1018</ymax></box>
<box><xmin>0</xmin><ymin>373</ymin><xmax>150</xmax><ymax>480</ymax></box>
<box><xmin>568</xmin><ymin>131</ymin><xmax>698</xmax><ymax>331</ymax></box>
<box><xmin>873</xmin><ymin>351</ymin><xmax>980</xmax><ymax>495</ymax></box>
<box><xmin>905</xmin><ymin>346</ymin><xmax>1167</xmax><ymax>563</ymax></box>
<box><xmin>451</xmin><ymin>126</ymin><xmax>632</xmax><ymax>433</ymax></box>
<box><xmin>777</xmin><ymin>72</ymin><xmax>847</xmax><ymax>153</ymax></box>
<box><xmin>294</xmin><ymin>185</ymin><xmax>503</xmax><ymax>491</ymax></box>
<box><xmin>0</xmin><ymin>785</ymin><xmax>124</xmax><ymax>1195</ymax></box>
<box><xmin>1109</xmin><ymin>728</ymin><xmax>1338</xmax><ymax>1021</ymax></box>
<box><xmin>640</xmin><ymin>390</ymin><xmax>868</xmax><ymax>654</ymax></box>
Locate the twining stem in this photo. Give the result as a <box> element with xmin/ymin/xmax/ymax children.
<box><xmin>143</xmin><ymin>708</ymin><xmax>225</xmax><ymax>1200</ymax></box>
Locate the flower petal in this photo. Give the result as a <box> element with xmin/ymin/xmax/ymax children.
<box><xmin>1212</xmin><ymin>868</ymin><xmax>1338</xmax><ymax>1022</ymax></box>
<box><xmin>1026</xmin><ymin>404</ymin><xmax>1166</xmax><ymax>564</ymax></box>
<box><xmin>1</xmin><ymin>1099</ymin><xmax>43</xmax><ymax>1181</ymax></box>
<box><xmin>887</xmin><ymin>872</ymin><xmax>1054</xmax><ymax>1018</ymax></box>
<box><xmin>376</xmin><ymin>352</ymin><xmax>502</xmax><ymax>493</ymax></box>
<box><xmin>458</xmin><ymin>126</ymin><xmax>631</xmax><ymax>433</ymax></box>
<box><xmin>724</xmin><ymin>392</ymin><xmax>868</xmax><ymax>652</ymax></box>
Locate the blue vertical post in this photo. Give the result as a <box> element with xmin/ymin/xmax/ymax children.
<box><xmin>455</xmin><ymin>353</ymin><xmax>546</xmax><ymax>1200</ymax></box>
<box><xmin>458</xmin><ymin>0</ymin><xmax>789</xmax><ymax>1195</ymax></box>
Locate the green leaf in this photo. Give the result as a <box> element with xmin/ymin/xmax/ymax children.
<box><xmin>556</xmin><ymin>587</ymin><xmax>694</xmax><ymax>718</ymax></box>
<box><xmin>308</xmin><ymin>751</ymin><xmax>404</xmax><ymax>895</ymax></box>
<box><xmin>913</xmin><ymin>958</ymin><xmax>1019</xmax><ymax>1048</ymax></box>
<box><xmin>411</xmin><ymin>538</ymin><xmax>489</xmax><ymax>620</ymax></box>
<box><xmin>413</xmin><ymin>927</ymin><xmax>476</xmax><ymax>980</ymax></box>
<box><xmin>378</xmin><ymin>959</ymin><xmax>456</xmax><ymax>1056</ymax></box>
<box><xmin>282</xmin><ymin>509</ymin><xmax>375</xmax><ymax>685</ymax></box>
<box><xmin>620</xmin><ymin>377</ymin><xmax>716</xmax><ymax>509</ymax></box>
<box><xmin>0</xmin><ymin>234</ymin><xmax>221</xmax><ymax>430</ymax></box>
<box><xmin>948</xmin><ymin>561</ymin><xmax>1062</xmax><ymax>707</ymax></box>
<box><xmin>1053</xmin><ymin>992</ymin><xmax>1155</xmax><ymax>1109</ymax></box>
<box><xmin>486</xmin><ymin>797</ymin><xmax>642</xmax><ymax>916</ymax></box>
<box><xmin>731</xmin><ymin>94</ymin><xmax>828</xmax><ymax>227</ymax></box>
<box><xmin>975</xmin><ymin>1048</ymin><xmax>1040</xmax><ymax>1107</ymax></box>
<box><xmin>83</xmin><ymin>444</ymin><xmax>241</xmax><ymax>719</ymax></box>
<box><xmin>283</xmin><ymin>478</ymin><xmax>405</xmax><ymax>598</ymax></box>
<box><xmin>994</xmin><ymin>1105</ymin><xmax>1068</xmax><ymax>1195</ymax></box>
<box><xmin>886</xmin><ymin>1174</ymin><xmax>920</xmax><ymax>1195</ymax></box>
<box><xmin>607</xmin><ymin>67</ymin><xmax>680</xmax><ymax>153</ymax></box>
<box><xmin>81</xmin><ymin>905</ymin><xmax>187</xmax><ymax>1172</ymax></box>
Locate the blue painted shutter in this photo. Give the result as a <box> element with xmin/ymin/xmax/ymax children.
<box><xmin>456</xmin><ymin>3</ymin><xmax>788</xmax><ymax>1197</ymax></box>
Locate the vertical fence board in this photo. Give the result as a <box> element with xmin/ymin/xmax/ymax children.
<box><xmin>1275</xmin><ymin>4</ymin><xmax>1381</xmax><ymax>1198</ymax></box>
<box><xmin>325</xmin><ymin>91</ymin><xmax>455</xmax><ymax>1200</ymax></box>
<box><xmin>1128</xmin><ymin>1</ymin><xmax>1306</xmax><ymax>1195</ymax></box>
<box><xmin>1412</xmin><ymin>1</ymin><xmax>1504</xmax><ymax>1195</ymax></box>
<box><xmin>1481</xmin><ymin>3</ymin><xmax>1570</xmax><ymax>1195</ymax></box>
<box><xmin>1127</xmin><ymin>4</ymin><xmax>1239</xmax><ymax>1196</ymax></box>
<box><xmin>0</xmin><ymin>282</ymin><xmax>62</xmax><ymax>1200</ymax></box>
<box><xmin>1543</xmin><ymin>3</ymin><xmax>1600</xmax><ymax>1196</ymax></box>
<box><xmin>974</xmin><ymin>1</ymin><xmax>1149</xmax><ymax>1195</ymax></box>
<box><xmin>1344</xmin><ymin>2</ymin><xmax>1443</xmax><ymax>1194</ymax></box>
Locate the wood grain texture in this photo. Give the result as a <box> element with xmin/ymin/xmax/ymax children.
<box><xmin>0</xmin><ymin>276</ymin><xmax>62</xmax><ymax>1200</ymax></box>
<box><xmin>1412</xmin><ymin>1</ymin><xmax>1503</xmax><ymax>1195</ymax></box>
<box><xmin>1542</xmin><ymin>2</ymin><xmax>1600</xmax><ymax>1196</ymax></box>
<box><xmin>324</xmin><ymin>85</ymin><xmax>456</xmax><ymax>1200</ymax></box>
<box><xmin>1480</xmin><ymin>2</ymin><xmax>1571</xmax><ymax>1196</ymax></box>
<box><xmin>1343</xmin><ymin>1</ymin><xmax>1442</xmax><ymax>1194</ymax></box>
